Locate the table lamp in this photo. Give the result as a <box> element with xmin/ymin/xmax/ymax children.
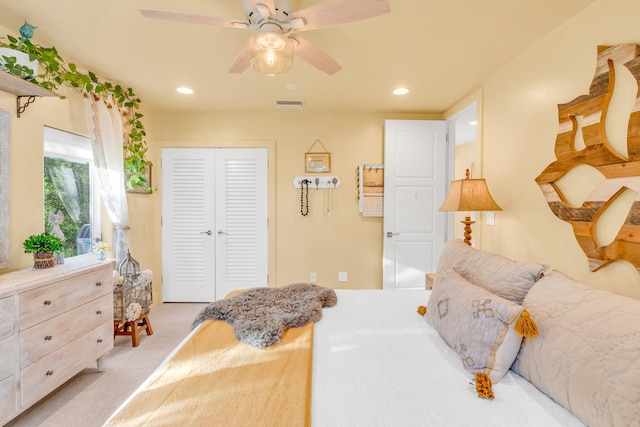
<box><xmin>439</xmin><ymin>169</ymin><xmax>502</xmax><ymax>245</ymax></box>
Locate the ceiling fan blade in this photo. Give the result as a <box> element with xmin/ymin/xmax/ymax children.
<box><xmin>290</xmin><ymin>0</ymin><xmax>390</xmax><ymax>31</ymax></box>
<box><xmin>290</xmin><ymin>35</ymin><xmax>341</xmax><ymax>75</ymax></box>
<box><xmin>228</xmin><ymin>47</ymin><xmax>251</xmax><ymax>73</ymax></box>
<box><xmin>139</xmin><ymin>8</ymin><xmax>246</xmax><ymax>28</ymax></box>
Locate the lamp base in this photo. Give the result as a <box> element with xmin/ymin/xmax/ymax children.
<box><xmin>461</xmin><ymin>216</ymin><xmax>475</xmax><ymax>246</ymax></box>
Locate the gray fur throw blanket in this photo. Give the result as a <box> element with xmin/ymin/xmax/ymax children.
<box><xmin>191</xmin><ymin>283</ymin><xmax>338</xmax><ymax>348</ymax></box>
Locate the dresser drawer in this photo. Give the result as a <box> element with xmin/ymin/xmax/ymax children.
<box><xmin>20</xmin><ymin>293</ymin><xmax>113</xmax><ymax>367</ymax></box>
<box><xmin>0</xmin><ymin>375</ymin><xmax>16</xmax><ymax>423</ymax></box>
<box><xmin>0</xmin><ymin>334</ymin><xmax>14</xmax><ymax>380</ymax></box>
<box><xmin>0</xmin><ymin>296</ymin><xmax>14</xmax><ymax>339</ymax></box>
<box><xmin>19</xmin><ymin>268</ymin><xmax>112</xmax><ymax>329</ymax></box>
<box><xmin>21</xmin><ymin>320</ymin><xmax>113</xmax><ymax>408</ymax></box>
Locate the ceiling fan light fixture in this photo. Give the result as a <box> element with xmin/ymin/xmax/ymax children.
<box><xmin>249</xmin><ymin>32</ymin><xmax>294</xmax><ymax>75</ymax></box>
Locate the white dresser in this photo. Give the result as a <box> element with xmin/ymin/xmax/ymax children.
<box><xmin>0</xmin><ymin>256</ymin><xmax>113</xmax><ymax>425</ymax></box>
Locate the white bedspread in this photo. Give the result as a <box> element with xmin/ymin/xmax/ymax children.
<box><xmin>312</xmin><ymin>290</ymin><xmax>585</xmax><ymax>427</ymax></box>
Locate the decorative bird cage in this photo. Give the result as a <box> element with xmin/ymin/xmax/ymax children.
<box><xmin>113</xmin><ymin>250</ymin><xmax>153</xmax><ymax>323</ymax></box>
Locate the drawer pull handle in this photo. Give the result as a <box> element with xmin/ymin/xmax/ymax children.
<box><xmin>43</xmin><ymin>300</ymin><xmax>52</xmax><ymax>305</ymax></box>
<box><xmin>44</xmin><ymin>335</ymin><xmax>52</xmax><ymax>341</ymax></box>
<box><xmin>96</xmin><ymin>282</ymin><xmax>102</xmax><ymax>287</ymax></box>
<box><xmin>97</xmin><ymin>338</ymin><xmax>103</xmax><ymax>343</ymax></box>
<box><xmin>46</xmin><ymin>370</ymin><xmax>54</xmax><ymax>376</ymax></box>
<box><xmin>96</xmin><ymin>310</ymin><xmax>102</xmax><ymax>315</ymax></box>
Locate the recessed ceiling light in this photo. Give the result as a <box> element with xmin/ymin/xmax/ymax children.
<box><xmin>393</xmin><ymin>87</ymin><xmax>409</xmax><ymax>95</ymax></box>
<box><xmin>176</xmin><ymin>87</ymin><xmax>194</xmax><ymax>95</ymax></box>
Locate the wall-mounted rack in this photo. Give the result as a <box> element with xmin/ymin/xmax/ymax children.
<box><xmin>293</xmin><ymin>176</ymin><xmax>341</xmax><ymax>189</ymax></box>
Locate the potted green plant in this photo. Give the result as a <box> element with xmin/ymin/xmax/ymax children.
<box><xmin>23</xmin><ymin>232</ymin><xmax>62</xmax><ymax>269</ymax></box>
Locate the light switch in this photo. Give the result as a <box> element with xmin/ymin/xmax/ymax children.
<box><xmin>486</xmin><ymin>212</ymin><xmax>495</xmax><ymax>226</ymax></box>
<box><xmin>338</xmin><ymin>272</ymin><xmax>348</xmax><ymax>282</ymax></box>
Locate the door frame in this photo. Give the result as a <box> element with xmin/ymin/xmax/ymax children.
<box><xmin>445</xmin><ymin>101</ymin><xmax>479</xmax><ymax>244</ymax></box>
<box><xmin>155</xmin><ymin>140</ymin><xmax>276</xmax><ymax>302</ymax></box>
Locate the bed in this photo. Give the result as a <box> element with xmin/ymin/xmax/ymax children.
<box><xmin>105</xmin><ymin>289</ymin><xmax>584</xmax><ymax>426</ymax></box>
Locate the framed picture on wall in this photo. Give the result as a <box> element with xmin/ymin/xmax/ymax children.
<box><xmin>127</xmin><ymin>164</ymin><xmax>152</xmax><ymax>194</ymax></box>
<box><xmin>305</xmin><ymin>152</ymin><xmax>331</xmax><ymax>173</ymax></box>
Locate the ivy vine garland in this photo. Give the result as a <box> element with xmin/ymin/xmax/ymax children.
<box><xmin>1</xmin><ymin>27</ymin><xmax>152</xmax><ymax>193</ymax></box>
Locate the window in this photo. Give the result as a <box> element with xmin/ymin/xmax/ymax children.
<box><xmin>44</xmin><ymin>127</ymin><xmax>100</xmax><ymax>258</ymax></box>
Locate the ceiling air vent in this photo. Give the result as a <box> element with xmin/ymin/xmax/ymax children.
<box><xmin>275</xmin><ymin>100</ymin><xmax>304</xmax><ymax>108</ymax></box>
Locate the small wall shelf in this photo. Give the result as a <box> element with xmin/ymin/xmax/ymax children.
<box><xmin>0</xmin><ymin>72</ymin><xmax>57</xmax><ymax>117</ymax></box>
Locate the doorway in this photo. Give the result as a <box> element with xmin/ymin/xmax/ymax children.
<box><xmin>448</xmin><ymin>102</ymin><xmax>479</xmax><ymax>243</ymax></box>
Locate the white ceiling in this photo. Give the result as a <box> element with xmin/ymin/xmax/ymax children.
<box><xmin>0</xmin><ymin>0</ymin><xmax>596</xmax><ymax>114</ymax></box>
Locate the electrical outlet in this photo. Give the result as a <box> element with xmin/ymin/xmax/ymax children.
<box><xmin>338</xmin><ymin>272</ymin><xmax>348</xmax><ymax>282</ymax></box>
<box><xmin>310</xmin><ymin>272</ymin><xmax>317</xmax><ymax>282</ymax></box>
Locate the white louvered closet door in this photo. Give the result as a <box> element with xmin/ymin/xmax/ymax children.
<box><xmin>214</xmin><ymin>149</ymin><xmax>268</xmax><ymax>299</ymax></box>
<box><xmin>162</xmin><ymin>148</ymin><xmax>268</xmax><ymax>302</ymax></box>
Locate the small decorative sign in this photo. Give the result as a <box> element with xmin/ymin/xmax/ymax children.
<box><xmin>305</xmin><ymin>139</ymin><xmax>331</xmax><ymax>173</ymax></box>
<box><xmin>305</xmin><ymin>152</ymin><xmax>331</xmax><ymax>173</ymax></box>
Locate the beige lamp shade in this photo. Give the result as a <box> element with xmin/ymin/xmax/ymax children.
<box><xmin>439</xmin><ymin>177</ymin><xmax>502</xmax><ymax>212</ymax></box>
<box><xmin>439</xmin><ymin>170</ymin><xmax>501</xmax><ymax>245</ymax></box>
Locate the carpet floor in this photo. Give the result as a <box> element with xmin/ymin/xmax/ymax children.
<box><xmin>5</xmin><ymin>302</ymin><xmax>207</xmax><ymax>427</ymax></box>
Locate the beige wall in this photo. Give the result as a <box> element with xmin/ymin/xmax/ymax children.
<box><xmin>470</xmin><ymin>0</ymin><xmax>640</xmax><ymax>298</ymax></box>
<box><xmin>0</xmin><ymin>90</ymin><xmax>436</xmax><ymax>299</ymax></box>
<box><xmin>146</xmin><ymin>111</ymin><xmax>437</xmax><ymax>299</ymax></box>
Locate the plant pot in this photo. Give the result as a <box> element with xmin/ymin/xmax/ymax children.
<box><xmin>0</xmin><ymin>47</ymin><xmax>38</xmax><ymax>77</ymax></box>
<box><xmin>33</xmin><ymin>252</ymin><xmax>55</xmax><ymax>269</ymax></box>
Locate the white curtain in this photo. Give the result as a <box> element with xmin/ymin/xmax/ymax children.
<box><xmin>48</xmin><ymin>165</ymin><xmax>81</xmax><ymax>223</ymax></box>
<box><xmin>85</xmin><ymin>94</ymin><xmax>131</xmax><ymax>264</ymax></box>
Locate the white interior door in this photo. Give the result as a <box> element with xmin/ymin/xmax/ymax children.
<box><xmin>162</xmin><ymin>148</ymin><xmax>268</xmax><ymax>302</ymax></box>
<box><xmin>383</xmin><ymin>120</ymin><xmax>448</xmax><ymax>290</ymax></box>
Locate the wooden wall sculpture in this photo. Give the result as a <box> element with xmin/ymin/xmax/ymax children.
<box><xmin>536</xmin><ymin>44</ymin><xmax>640</xmax><ymax>271</ymax></box>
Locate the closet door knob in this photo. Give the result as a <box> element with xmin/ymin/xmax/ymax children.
<box><xmin>97</xmin><ymin>338</ymin><xmax>103</xmax><ymax>343</ymax></box>
<box><xmin>43</xmin><ymin>300</ymin><xmax>52</xmax><ymax>306</ymax></box>
<box><xmin>96</xmin><ymin>310</ymin><xmax>102</xmax><ymax>315</ymax></box>
<box><xmin>46</xmin><ymin>370</ymin><xmax>54</xmax><ymax>376</ymax></box>
<box><xmin>44</xmin><ymin>335</ymin><xmax>52</xmax><ymax>341</ymax></box>
<box><xmin>96</xmin><ymin>282</ymin><xmax>102</xmax><ymax>287</ymax></box>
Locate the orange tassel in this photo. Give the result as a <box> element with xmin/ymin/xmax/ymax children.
<box><xmin>417</xmin><ymin>305</ymin><xmax>427</xmax><ymax>316</ymax></box>
<box><xmin>475</xmin><ymin>372</ymin><xmax>494</xmax><ymax>399</ymax></box>
<box><xmin>515</xmin><ymin>309</ymin><xmax>538</xmax><ymax>338</ymax></box>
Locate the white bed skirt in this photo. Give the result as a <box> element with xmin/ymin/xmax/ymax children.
<box><xmin>311</xmin><ymin>290</ymin><xmax>585</xmax><ymax>427</ymax></box>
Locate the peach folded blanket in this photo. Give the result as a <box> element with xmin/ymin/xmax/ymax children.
<box><xmin>105</xmin><ymin>319</ymin><xmax>313</xmax><ymax>427</ymax></box>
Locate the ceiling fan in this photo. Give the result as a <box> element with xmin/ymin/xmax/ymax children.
<box><xmin>139</xmin><ymin>0</ymin><xmax>391</xmax><ymax>75</ymax></box>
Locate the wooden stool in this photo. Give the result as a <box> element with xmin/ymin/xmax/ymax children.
<box><xmin>114</xmin><ymin>309</ymin><xmax>154</xmax><ymax>347</ymax></box>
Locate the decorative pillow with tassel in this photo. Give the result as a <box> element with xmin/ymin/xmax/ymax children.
<box><xmin>420</xmin><ymin>269</ymin><xmax>538</xmax><ymax>398</ymax></box>
<box><xmin>435</xmin><ymin>239</ymin><xmax>548</xmax><ymax>305</ymax></box>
